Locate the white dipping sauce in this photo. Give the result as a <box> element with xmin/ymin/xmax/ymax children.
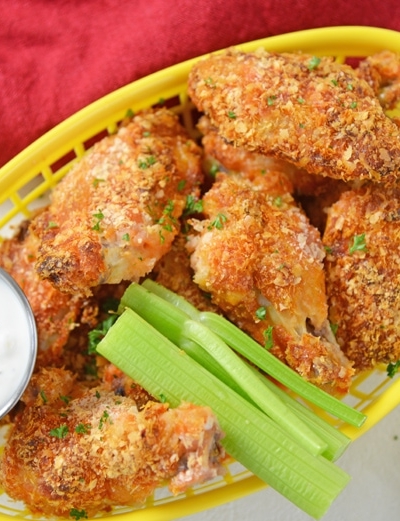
<box><xmin>0</xmin><ymin>269</ymin><xmax>37</xmax><ymax>418</ymax></box>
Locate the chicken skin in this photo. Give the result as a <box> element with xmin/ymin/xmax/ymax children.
<box><xmin>323</xmin><ymin>183</ymin><xmax>400</xmax><ymax>370</ymax></box>
<box><xmin>0</xmin><ymin>368</ymin><xmax>225</xmax><ymax>518</ymax></box>
<box><xmin>188</xmin><ymin>174</ymin><xmax>353</xmax><ymax>394</ymax></box>
<box><xmin>357</xmin><ymin>50</ymin><xmax>400</xmax><ymax>111</ymax></box>
<box><xmin>198</xmin><ymin>115</ymin><xmax>349</xmax><ymax>232</ymax></box>
<box><xmin>0</xmin><ymin>219</ymin><xmax>96</xmax><ymax>367</ymax></box>
<box><xmin>32</xmin><ymin>108</ymin><xmax>204</xmax><ymax>297</ymax></box>
<box><xmin>188</xmin><ymin>48</ymin><xmax>400</xmax><ymax>185</ymax></box>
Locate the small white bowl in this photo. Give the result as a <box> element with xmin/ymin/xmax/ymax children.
<box><xmin>0</xmin><ymin>268</ymin><xmax>37</xmax><ymax>418</ymax></box>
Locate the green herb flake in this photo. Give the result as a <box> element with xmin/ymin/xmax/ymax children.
<box><xmin>159</xmin><ymin>393</ymin><xmax>168</xmax><ymax>403</ymax></box>
<box><xmin>330</xmin><ymin>323</ymin><xmax>339</xmax><ymax>336</ymax></box>
<box><xmin>177</xmin><ymin>179</ymin><xmax>186</xmax><ymax>191</ymax></box>
<box><xmin>122</xmin><ymin>233</ymin><xmax>130</xmax><ymax>242</ymax></box>
<box><xmin>93</xmin><ymin>178</ymin><xmax>105</xmax><ymax>188</ymax></box>
<box><xmin>59</xmin><ymin>395</ymin><xmax>71</xmax><ymax>405</ymax></box>
<box><xmin>49</xmin><ymin>424</ymin><xmax>69</xmax><ymax>439</ymax></box>
<box><xmin>125</xmin><ymin>108</ymin><xmax>134</xmax><ymax>119</ymax></box>
<box><xmin>227</xmin><ymin>111</ymin><xmax>237</xmax><ymax>119</ymax></box>
<box><xmin>99</xmin><ymin>410</ymin><xmax>112</xmax><ymax>430</ymax></box>
<box><xmin>297</xmin><ymin>97</ymin><xmax>305</xmax><ymax>104</ymax></box>
<box><xmin>138</xmin><ymin>155</ymin><xmax>157</xmax><ymax>169</ymax></box>
<box><xmin>70</xmin><ymin>508</ymin><xmax>88</xmax><ymax>520</ymax></box>
<box><xmin>263</xmin><ymin>326</ymin><xmax>274</xmax><ymax>350</ymax></box>
<box><xmin>349</xmin><ymin>233</ymin><xmax>367</xmax><ymax>255</ymax></box>
<box><xmin>208</xmin><ymin>213</ymin><xmax>228</xmax><ymax>230</ymax></box>
<box><xmin>204</xmin><ymin>77</ymin><xmax>216</xmax><ymax>88</ymax></box>
<box><xmin>255</xmin><ymin>306</ymin><xmax>267</xmax><ymax>320</ymax></box>
<box><xmin>209</xmin><ymin>162</ymin><xmax>219</xmax><ymax>177</ymax></box>
<box><xmin>47</xmin><ymin>221</ymin><xmax>59</xmax><ymax>229</ymax></box>
<box><xmin>308</xmin><ymin>56</ymin><xmax>321</xmax><ymax>70</ymax></box>
<box><xmin>40</xmin><ymin>390</ymin><xmax>48</xmax><ymax>404</ymax></box>
<box><xmin>267</xmin><ymin>95</ymin><xmax>277</xmax><ymax>106</ymax></box>
<box><xmin>184</xmin><ymin>195</ymin><xmax>203</xmax><ymax>216</ymax></box>
<box><xmin>92</xmin><ymin>209</ymin><xmax>105</xmax><ymax>232</ymax></box>
<box><xmin>331</xmin><ymin>79</ymin><xmax>339</xmax><ymax>86</ymax></box>
<box><xmin>88</xmin><ymin>314</ymin><xmax>118</xmax><ymax>354</ymax></box>
<box><xmin>347</xmin><ymin>83</ymin><xmax>354</xmax><ymax>91</ymax></box>
<box><xmin>95</xmin><ymin>390</ymin><xmax>101</xmax><ymax>399</ymax></box>
<box><xmin>387</xmin><ymin>360</ymin><xmax>400</xmax><ymax>378</ymax></box>
<box><xmin>350</xmin><ymin>101</ymin><xmax>357</xmax><ymax>109</ymax></box>
<box><xmin>75</xmin><ymin>423</ymin><xmax>91</xmax><ymax>435</ymax></box>
<box><xmin>142</xmin><ymin>131</ymin><xmax>151</xmax><ymax>137</ymax></box>
<box><xmin>273</xmin><ymin>196</ymin><xmax>283</xmax><ymax>208</ymax></box>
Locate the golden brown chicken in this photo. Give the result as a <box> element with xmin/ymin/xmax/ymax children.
<box><xmin>357</xmin><ymin>50</ymin><xmax>400</xmax><ymax>111</ymax></box>
<box><xmin>198</xmin><ymin>115</ymin><xmax>349</xmax><ymax>232</ymax></box>
<box><xmin>32</xmin><ymin>108</ymin><xmax>204</xmax><ymax>297</ymax></box>
<box><xmin>323</xmin><ymin>183</ymin><xmax>400</xmax><ymax>370</ymax></box>
<box><xmin>188</xmin><ymin>48</ymin><xmax>400</xmax><ymax>185</ymax></box>
<box><xmin>0</xmin><ymin>367</ymin><xmax>225</xmax><ymax>518</ymax></box>
<box><xmin>0</xmin><ymin>219</ymin><xmax>96</xmax><ymax>368</ymax></box>
<box><xmin>187</xmin><ymin>174</ymin><xmax>354</xmax><ymax>394</ymax></box>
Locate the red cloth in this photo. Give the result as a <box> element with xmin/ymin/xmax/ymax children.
<box><xmin>1</xmin><ymin>0</ymin><xmax>400</xmax><ymax>167</ymax></box>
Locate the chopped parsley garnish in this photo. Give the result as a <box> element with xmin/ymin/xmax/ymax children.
<box><xmin>204</xmin><ymin>76</ymin><xmax>216</xmax><ymax>87</ymax></box>
<box><xmin>349</xmin><ymin>233</ymin><xmax>367</xmax><ymax>255</ymax></box>
<box><xmin>273</xmin><ymin>196</ymin><xmax>283</xmax><ymax>207</ymax></box>
<box><xmin>227</xmin><ymin>110</ymin><xmax>237</xmax><ymax>119</ymax></box>
<box><xmin>177</xmin><ymin>179</ymin><xmax>186</xmax><ymax>191</ymax></box>
<box><xmin>350</xmin><ymin>101</ymin><xmax>357</xmax><ymax>109</ymax></box>
<box><xmin>387</xmin><ymin>360</ymin><xmax>400</xmax><ymax>378</ymax></box>
<box><xmin>47</xmin><ymin>221</ymin><xmax>59</xmax><ymax>229</ymax></box>
<box><xmin>122</xmin><ymin>233</ymin><xmax>130</xmax><ymax>242</ymax></box>
<box><xmin>208</xmin><ymin>213</ymin><xmax>228</xmax><ymax>230</ymax></box>
<box><xmin>59</xmin><ymin>395</ymin><xmax>71</xmax><ymax>405</ymax></box>
<box><xmin>263</xmin><ymin>326</ymin><xmax>274</xmax><ymax>350</ymax></box>
<box><xmin>297</xmin><ymin>97</ymin><xmax>305</xmax><ymax>104</ymax></box>
<box><xmin>92</xmin><ymin>178</ymin><xmax>105</xmax><ymax>188</ymax></box>
<box><xmin>91</xmin><ymin>209</ymin><xmax>105</xmax><ymax>231</ymax></box>
<box><xmin>209</xmin><ymin>162</ymin><xmax>219</xmax><ymax>177</ymax></box>
<box><xmin>308</xmin><ymin>56</ymin><xmax>321</xmax><ymax>70</ymax></box>
<box><xmin>255</xmin><ymin>306</ymin><xmax>267</xmax><ymax>320</ymax></box>
<box><xmin>75</xmin><ymin>423</ymin><xmax>91</xmax><ymax>435</ymax></box>
<box><xmin>331</xmin><ymin>79</ymin><xmax>339</xmax><ymax>86</ymax></box>
<box><xmin>267</xmin><ymin>95</ymin><xmax>277</xmax><ymax>106</ymax></box>
<box><xmin>70</xmin><ymin>508</ymin><xmax>88</xmax><ymax>520</ymax></box>
<box><xmin>159</xmin><ymin>393</ymin><xmax>168</xmax><ymax>403</ymax></box>
<box><xmin>184</xmin><ymin>194</ymin><xmax>203</xmax><ymax>216</ymax></box>
<box><xmin>99</xmin><ymin>410</ymin><xmax>112</xmax><ymax>429</ymax></box>
<box><xmin>125</xmin><ymin>108</ymin><xmax>135</xmax><ymax>119</ymax></box>
<box><xmin>330</xmin><ymin>322</ymin><xmax>339</xmax><ymax>336</ymax></box>
<box><xmin>49</xmin><ymin>424</ymin><xmax>69</xmax><ymax>439</ymax></box>
<box><xmin>40</xmin><ymin>390</ymin><xmax>48</xmax><ymax>404</ymax></box>
<box><xmin>138</xmin><ymin>155</ymin><xmax>157</xmax><ymax>169</ymax></box>
<box><xmin>347</xmin><ymin>83</ymin><xmax>354</xmax><ymax>91</ymax></box>
<box><xmin>88</xmin><ymin>314</ymin><xmax>118</xmax><ymax>354</ymax></box>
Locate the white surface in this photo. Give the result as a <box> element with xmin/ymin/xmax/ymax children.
<box><xmin>180</xmin><ymin>405</ymin><xmax>400</xmax><ymax>521</ymax></box>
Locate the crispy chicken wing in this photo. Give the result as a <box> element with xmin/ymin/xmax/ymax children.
<box><xmin>0</xmin><ymin>368</ymin><xmax>225</xmax><ymax>518</ymax></box>
<box><xmin>188</xmin><ymin>48</ymin><xmax>400</xmax><ymax>184</ymax></box>
<box><xmin>0</xmin><ymin>220</ymin><xmax>96</xmax><ymax>367</ymax></box>
<box><xmin>188</xmin><ymin>174</ymin><xmax>353</xmax><ymax>394</ymax></box>
<box><xmin>323</xmin><ymin>183</ymin><xmax>400</xmax><ymax>370</ymax></box>
<box><xmin>357</xmin><ymin>50</ymin><xmax>400</xmax><ymax>111</ymax></box>
<box><xmin>32</xmin><ymin>108</ymin><xmax>204</xmax><ymax>297</ymax></box>
<box><xmin>198</xmin><ymin>115</ymin><xmax>349</xmax><ymax>231</ymax></box>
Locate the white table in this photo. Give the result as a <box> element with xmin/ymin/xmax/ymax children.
<box><xmin>180</xmin><ymin>405</ymin><xmax>400</xmax><ymax>521</ymax></box>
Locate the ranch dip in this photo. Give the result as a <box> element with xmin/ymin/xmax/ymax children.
<box><xmin>0</xmin><ymin>268</ymin><xmax>37</xmax><ymax>418</ymax></box>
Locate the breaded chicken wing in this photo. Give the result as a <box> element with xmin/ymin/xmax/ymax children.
<box><xmin>32</xmin><ymin>108</ymin><xmax>204</xmax><ymax>297</ymax></box>
<box><xmin>188</xmin><ymin>174</ymin><xmax>353</xmax><ymax>394</ymax></box>
<box><xmin>357</xmin><ymin>50</ymin><xmax>400</xmax><ymax>111</ymax></box>
<box><xmin>0</xmin><ymin>220</ymin><xmax>96</xmax><ymax>367</ymax></box>
<box><xmin>198</xmin><ymin>116</ymin><xmax>349</xmax><ymax>231</ymax></box>
<box><xmin>188</xmin><ymin>48</ymin><xmax>400</xmax><ymax>184</ymax></box>
<box><xmin>323</xmin><ymin>183</ymin><xmax>400</xmax><ymax>370</ymax></box>
<box><xmin>0</xmin><ymin>368</ymin><xmax>225</xmax><ymax>518</ymax></box>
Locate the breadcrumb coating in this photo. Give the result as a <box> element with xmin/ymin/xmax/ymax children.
<box><xmin>188</xmin><ymin>48</ymin><xmax>400</xmax><ymax>184</ymax></box>
<box><xmin>32</xmin><ymin>108</ymin><xmax>204</xmax><ymax>297</ymax></box>
<box><xmin>188</xmin><ymin>174</ymin><xmax>353</xmax><ymax>394</ymax></box>
<box><xmin>323</xmin><ymin>183</ymin><xmax>400</xmax><ymax>370</ymax></box>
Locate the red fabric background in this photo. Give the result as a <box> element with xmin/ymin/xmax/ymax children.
<box><xmin>1</xmin><ymin>0</ymin><xmax>400</xmax><ymax>167</ymax></box>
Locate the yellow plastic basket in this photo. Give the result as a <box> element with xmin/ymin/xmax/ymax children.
<box><xmin>1</xmin><ymin>25</ymin><xmax>400</xmax><ymax>521</ymax></box>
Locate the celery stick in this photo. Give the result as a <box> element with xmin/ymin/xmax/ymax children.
<box><xmin>182</xmin><ymin>319</ymin><xmax>327</xmax><ymax>457</ymax></box>
<box><xmin>97</xmin><ymin>308</ymin><xmax>350</xmax><ymax>520</ymax></box>
<box><xmin>142</xmin><ymin>278</ymin><xmax>201</xmax><ymax>319</ymax></box>
<box><xmin>121</xmin><ymin>282</ymin><xmax>328</xmax><ymax>456</ymax></box>
<box><xmin>199</xmin><ymin>311</ymin><xmax>366</xmax><ymax>428</ymax></box>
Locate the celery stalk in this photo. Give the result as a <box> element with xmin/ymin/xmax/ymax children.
<box><xmin>120</xmin><ymin>282</ymin><xmax>328</xmax><ymax>456</ymax></box>
<box><xmin>97</xmin><ymin>308</ymin><xmax>350</xmax><ymax>520</ymax></box>
<box><xmin>199</xmin><ymin>311</ymin><xmax>365</xmax><ymax>427</ymax></box>
<box><xmin>137</xmin><ymin>280</ymin><xmax>365</xmax><ymax>427</ymax></box>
